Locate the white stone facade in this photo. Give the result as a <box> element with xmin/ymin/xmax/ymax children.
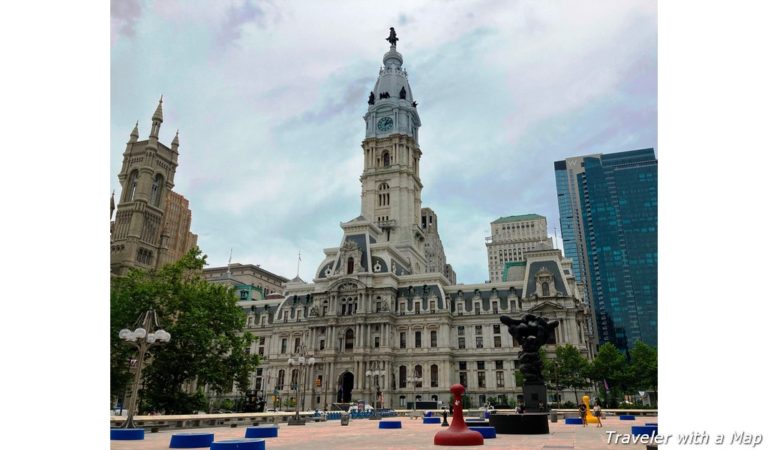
<box><xmin>231</xmin><ymin>33</ymin><xmax>594</xmax><ymax>410</ymax></box>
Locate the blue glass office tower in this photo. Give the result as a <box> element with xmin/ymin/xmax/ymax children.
<box><xmin>554</xmin><ymin>149</ymin><xmax>657</xmax><ymax>351</ymax></box>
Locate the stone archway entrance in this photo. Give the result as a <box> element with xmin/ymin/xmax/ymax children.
<box><xmin>337</xmin><ymin>371</ymin><xmax>354</xmax><ymax>403</ymax></box>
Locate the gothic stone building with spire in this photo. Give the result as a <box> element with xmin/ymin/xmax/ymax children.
<box><xmin>233</xmin><ymin>31</ymin><xmax>595</xmax><ymax>410</ymax></box>
<box><xmin>111</xmin><ymin>98</ymin><xmax>198</xmax><ymax>276</ymax></box>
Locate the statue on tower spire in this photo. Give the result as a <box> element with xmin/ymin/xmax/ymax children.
<box><xmin>386</xmin><ymin>27</ymin><xmax>398</xmax><ymax>47</ymax></box>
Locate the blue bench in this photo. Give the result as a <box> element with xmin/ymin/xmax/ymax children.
<box><xmin>169</xmin><ymin>433</ymin><xmax>214</xmax><ymax>448</ymax></box>
<box><xmin>466</xmin><ymin>419</ymin><xmax>488</xmax><ymax>424</ymax></box>
<box><xmin>210</xmin><ymin>438</ymin><xmax>265</xmax><ymax>450</ymax></box>
<box><xmin>469</xmin><ymin>426</ymin><xmax>496</xmax><ymax>438</ymax></box>
<box><xmin>245</xmin><ymin>425</ymin><xmax>278</xmax><ymax>438</ymax></box>
<box><xmin>620</xmin><ymin>415</ymin><xmax>636</xmax><ymax>421</ymax></box>
<box><xmin>110</xmin><ymin>428</ymin><xmax>144</xmax><ymax>440</ymax></box>
<box><xmin>423</xmin><ymin>417</ymin><xmax>441</xmax><ymax>424</ymax></box>
<box><xmin>631</xmin><ymin>425</ymin><xmax>658</xmax><ymax>437</ymax></box>
<box><xmin>565</xmin><ymin>417</ymin><xmax>583</xmax><ymax>425</ymax></box>
<box><xmin>379</xmin><ymin>421</ymin><xmax>402</xmax><ymax>429</ymax></box>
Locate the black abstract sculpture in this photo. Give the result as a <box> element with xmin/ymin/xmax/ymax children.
<box><xmin>500</xmin><ymin>314</ymin><xmax>558</xmax><ymax>411</ymax></box>
<box><xmin>386</xmin><ymin>27</ymin><xmax>399</xmax><ymax>46</ymax></box>
<box><xmin>368</xmin><ymin>91</ymin><xmax>375</xmax><ymax>105</ymax></box>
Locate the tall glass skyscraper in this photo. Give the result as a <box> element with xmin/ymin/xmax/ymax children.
<box><xmin>554</xmin><ymin>149</ymin><xmax>657</xmax><ymax>351</ymax></box>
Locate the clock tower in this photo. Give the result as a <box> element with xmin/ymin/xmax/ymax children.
<box><xmin>360</xmin><ymin>28</ymin><xmax>424</xmax><ymax>258</ymax></box>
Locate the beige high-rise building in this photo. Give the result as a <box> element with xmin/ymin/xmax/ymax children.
<box><xmin>157</xmin><ymin>191</ymin><xmax>198</xmax><ymax>267</ymax></box>
<box><xmin>486</xmin><ymin>214</ymin><xmax>553</xmax><ymax>282</ymax></box>
<box><xmin>111</xmin><ymin>98</ymin><xmax>197</xmax><ymax>275</ymax></box>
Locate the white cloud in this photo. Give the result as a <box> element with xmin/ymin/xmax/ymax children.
<box><xmin>111</xmin><ymin>0</ymin><xmax>657</xmax><ymax>283</ymax></box>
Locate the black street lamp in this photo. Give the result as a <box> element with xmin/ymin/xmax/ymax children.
<box><xmin>117</xmin><ymin>309</ymin><xmax>171</xmax><ymax>429</ymax></box>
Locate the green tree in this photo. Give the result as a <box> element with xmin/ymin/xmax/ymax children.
<box><xmin>111</xmin><ymin>248</ymin><xmax>260</xmax><ymax>414</ymax></box>
<box><xmin>588</xmin><ymin>342</ymin><xmax>628</xmax><ymax>408</ymax></box>
<box><xmin>543</xmin><ymin>344</ymin><xmax>589</xmax><ymax>406</ymax></box>
<box><xmin>628</xmin><ymin>341</ymin><xmax>657</xmax><ymax>405</ymax></box>
<box><xmin>554</xmin><ymin>344</ymin><xmax>591</xmax><ymax>403</ymax></box>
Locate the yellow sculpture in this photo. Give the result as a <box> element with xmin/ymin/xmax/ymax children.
<box><xmin>582</xmin><ymin>395</ymin><xmax>600</xmax><ymax>424</ymax></box>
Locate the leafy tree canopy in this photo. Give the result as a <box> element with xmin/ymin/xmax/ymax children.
<box><xmin>628</xmin><ymin>340</ymin><xmax>658</xmax><ymax>392</ymax></box>
<box><xmin>553</xmin><ymin>344</ymin><xmax>590</xmax><ymax>390</ymax></box>
<box><xmin>111</xmin><ymin>248</ymin><xmax>259</xmax><ymax>414</ymax></box>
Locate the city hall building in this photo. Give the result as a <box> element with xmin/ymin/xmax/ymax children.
<box><xmin>237</xmin><ymin>32</ymin><xmax>595</xmax><ymax>410</ymax></box>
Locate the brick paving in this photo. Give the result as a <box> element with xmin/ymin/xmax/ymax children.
<box><xmin>111</xmin><ymin>416</ymin><xmax>654</xmax><ymax>450</ymax></box>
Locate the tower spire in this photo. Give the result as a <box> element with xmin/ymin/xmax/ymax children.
<box><xmin>150</xmin><ymin>96</ymin><xmax>164</xmax><ymax>139</ymax></box>
<box><xmin>129</xmin><ymin>120</ymin><xmax>139</xmax><ymax>142</ymax></box>
<box><xmin>153</xmin><ymin>95</ymin><xmax>164</xmax><ymax>121</ymax></box>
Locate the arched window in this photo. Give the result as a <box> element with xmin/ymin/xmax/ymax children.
<box><xmin>150</xmin><ymin>173</ymin><xmax>163</xmax><ymax>206</ymax></box>
<box><xmin>347</xmin><ymin>257</ymin><xmax>354</xmax><ymax>274</ymax></box>
<box><xmin>277</xmin><ymin>369</ymin><xmax>285</xmax><ymax>390</ymax></box>
<box><xmin>414</xmin><ymin>365</ymin><xmax>423</xmax><ymax>387</ymax></box>
<box><xmin>430</xmin><ymin>365</ymin><xmax>439</xmax><ymax>388</ymax></box>
<box><xmin>291</xmin><ymin>369</ymin><xmax>299</xmax><ymax>389</ymax></box>
<box><xmin>126</xmin><ymin>170</ymin><xmax>139</xmax><ymax>201</ymax></box>
<box><xmin>345</xmin><ymin>329</ymin><xmax>354</xmax><ymax>351</ymax></box>
<box><xmin>415</xmin><ymin>331</ymin><xmax>421</xmax><ymax>348</ymax></box>
<box><xmin>399</xmin><ymin>365</ymin><xmax>406</xmax><ymax>388</ymax></box>
<box><xmin>382</xmin><ymin>151</ymin><xmax>390</xmax><ymax>166</ymax></box>
<box><xmin>541</xmin><ymin>282</ymin><xmax>550</xmax><ymax>297</ymax></box>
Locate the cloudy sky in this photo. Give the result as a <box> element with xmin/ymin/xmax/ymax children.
<box><xmin>111</xmin><ymin>0</ymin><xmax>657</xmax><ymax>283</ymax></box>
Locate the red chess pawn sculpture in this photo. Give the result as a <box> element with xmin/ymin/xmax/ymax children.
<box><xmin>434</xmin><ymin>384</ymin><xmax>484</xmax><ymax>446</ymax></box>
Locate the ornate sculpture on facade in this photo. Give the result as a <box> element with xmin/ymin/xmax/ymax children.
<box><xmin>368</xmin><ymin>91</ymin><xmax>375</xmax><ymax>105</ymax></box>
<box><xmin>399</xmin><ymin>86</ymin><xmax>407</xmax><ymax>99</ymax></box>
<box><xmin>386</xmin><ymin>27</ymin><xmax>398</xmax><ymax>47</ymax></box>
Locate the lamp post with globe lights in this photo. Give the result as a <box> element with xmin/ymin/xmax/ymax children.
<box><xmin>287</xmin><ymin>347</ymin><xmax>315</xmax><ymax>425</ymax></box>
<box><xmin>407</xmin><ymin>368</ymin><xmax>423</xmax><ymax>418</ymax></box>
<box><xmin>365</xmin><ymin>362</ymin><xmax>384</xmax><ymax>420</ymax></box>
<box><xmin>117</xmin><ymin>309</ymin><xmax>171</xmax><ymax>429</ymax></box>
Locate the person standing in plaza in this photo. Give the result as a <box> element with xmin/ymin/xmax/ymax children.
<box><xmin>578</xmin><ymin>402</ymin><xmax>588</xmax><ymax>427</ymax></box>
<box><xmin>593</xmin><ymin>400</ymin><xmax>603</xmax><ymax>428</ymax></box>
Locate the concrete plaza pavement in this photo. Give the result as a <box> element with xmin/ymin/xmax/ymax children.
<box><xmin>111</xmin><ymin>415</ymin><xmax>655</xmax><ymax>449</ymax></box>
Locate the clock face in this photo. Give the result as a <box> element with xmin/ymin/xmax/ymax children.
<box><xmin>377</xmin><ymin>116</ymin><xmax>394</xmax><ymax>132</ymax></box>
